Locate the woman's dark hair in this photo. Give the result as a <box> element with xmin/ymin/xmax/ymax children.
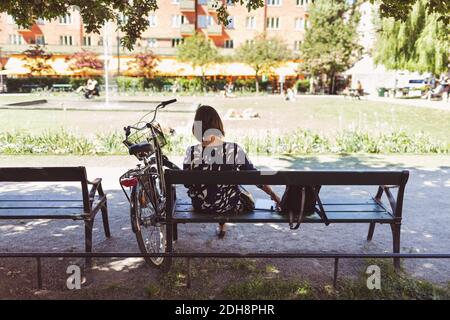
<box><xmin>192</xmin><ymin>105</ymin><xmax>225</xmax><ymax>141</ymax></box>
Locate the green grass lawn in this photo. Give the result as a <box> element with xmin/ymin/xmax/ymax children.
<box><xmin>1</xmin><ymin>95</ymin><xmax>450</xmax><ymax>146</ymax></box>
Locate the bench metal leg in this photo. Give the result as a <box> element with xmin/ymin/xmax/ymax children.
<box><xmin>367</xmin><ymin>223</ymin><xmax>376</xmax><ymax>241</ymax></box>
<box><xmin>391</xmin><ymin>223</ymin><xmax>401</xmax><ymax>270</ymax></box>
<box><xmin>173</xmin><ymin>223</ymin><xmax>178</xmax><ymax>242</ymax></box>
<box><xmin>101</xmin><ymin>202</ymin><xmax>111</xmax><ymax>238</ymax></box>
<box><xmin>84</xmin><ymin>220</ymin><xmax>93</xmax><ymax>267</ymax></box>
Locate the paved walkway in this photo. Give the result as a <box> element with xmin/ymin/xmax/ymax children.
<box><xmin>0</xmin><ymin>155</ymin><xmax>449</xmax><ymax>286</ymax></box>
<box><xmin>1</xmin><ymin>93</ymin><xmax>449</xmax><ymax>112</ymax></box>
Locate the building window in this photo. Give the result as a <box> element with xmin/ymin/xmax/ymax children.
<box><xmin>266</xmin><ymin>17</ymin><xmax>280</xmax><ymax>30</ymax></box>
<box><xmin>98</xmin><ymin>37</ymin><xmax>104</xmax><ymax>46</ymax></box>
<box><xmin>172</xmin><ymin>0</ymin><xmax>180</xmax><ymax>3</ymax></box>
<box><xmin>198</xmin><ymin>15</ymin><xmax>207</xmax><ymax>28</ymax></box>
<box><xmin>207</xmin><ymin>16</ymin><xmax>215</xmax><ymax>26</ymax></box>
<box><xmin>246</xmin><ymin>16</ymin><xmax>256</xmax><ymax>30</ymax></box>
<box><xmin>246</xmin><ymin>39</ymin><xmax>255</xmax><ymax>45</ymax></box>
<box><xmin>147</xmin><ymin>38</ymin><xmax>157</xmax><ymax>48</ymax></box>
<box><xmin>297</xmin><ymin>0</ymin><xmax>313</xmax><ymax>7</ymax></box>
<box><xmin>171</xmin><ymin>38</ymin><xmax>183</xmax><ymax>47</ymax></box>
<box><xmin>295</xmin><ymin>17</ymin><xmax>305</xmax><ymax>30</ymax></box>
<box><xmin>267</xmin><ymin>0</ymin><xmax>282</xmax><ymax>6</ymax></box>
<box><xmin>83</xmin><ymin>36</ymin><xmax>92</xmax><ymax>46</ymax></box>
<box><xmin>58</xmin><ymin>13</ymin><xmax>73</xmax><ymax>25</ymax></box>
<box><xmin>9</xmin><ymin>34</ymin><xmax>24</xmax><ymax>45</ymax></box>
<box><xmin>226</xmin><ymin>16</ymin><xmax>235</xmax><ymax>29</ymax></box>
<box><xmin>148</xmin><ymin>14</ymin><xmax>158</xmax><ymax>27</ymax></box>
<box><xmin>224</xmin><ymin>39</ymin><xmax>234</xmax><ymax>48</ymax></box>
<box><xmin>294</xmin><ymin>40</ymin><xmax>302</xmax><ymax>51</ymax></box>
<box><xmin>60</xmin><ymin>35</ymin><xmax>74</xmax><ymax>46</ymax></box>
<box><xmin>172</xmin><ymin>15</ymin><xmax>186</xmax><ymax>27</ymax></box>
<box><xmin>36</xmin><ymin>35</ymin><xmax>46</xmax><ymax>45</ymax></box>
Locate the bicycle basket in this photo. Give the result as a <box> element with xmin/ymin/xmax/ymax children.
<box><xmin>124</xmin><ymin>122</ymin><xmax>167</xmax><ymax>151</ymax></box>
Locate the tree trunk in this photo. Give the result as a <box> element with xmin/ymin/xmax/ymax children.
<box><xmin>201</xmin><ymin>71</ymin><xmax>206</xmax><ymax>93</ymax></box>
<box><xmin>329</xmin><ymin>72</ymin><xmax>336</xmax><ymax>95</ymax></box>
<box><xmin>309</xmin><ymin>75</ymin><xmax>315</xmax><ymax>94</ymax></box>
<box><xmin>255</xmin><ymin>72</ymin><xmax>260</xmax><ymax>93</ymax></box>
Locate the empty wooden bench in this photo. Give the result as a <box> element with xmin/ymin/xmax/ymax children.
<box><xmin>164</xmin><ymin>170</ymin><xmax>409</xmax><ymax>269</ymax></box>
<box><xmin>0</xmin><ymin>167</ymin><xmax>110</xmax><ymax>264</ymax></box>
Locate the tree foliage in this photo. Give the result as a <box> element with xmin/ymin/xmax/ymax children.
<box><xmin>67</xmin><ymin>50</ymin><xmax>103</xmax><ymax>76</ymax></box>
<box><xmin>236</xmin><ymin>34</ymin><xmax>291</xmax><ymax>92</ymax></box>
<box><xmin>374</xmin><ymin>0</ymin><xmax>450</xmax><ymax>75</ymax></box>
<box><xmin>22</xmin><ymin>45</ymin><xmax>55</xmax><ymax>76</ymax></box>
<box><xmin>1</xmin><ymin>0</ymin><xmax>448</xmax><ymax>49</ymax></box>
<box><xmin>373</xmin><ymin>0</ymin><xmax>449</xmax><ymax>24</ymax></box>
<box><xmin>298</xmin><ymin>0</ymin><xmax>362</xmax><ymax>93</ymax></box>
<box><xmin>127</xmin><ymin>51</ymin><xmax>159</xmax><ymax>78</ymax></box>
<box><xmin>177</xmin><ymin>33</ymin><xmax>219</xmax><ymax>91</ymax></box>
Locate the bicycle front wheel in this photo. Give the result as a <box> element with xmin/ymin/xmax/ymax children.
<box><xmin>130</xmin><ymin>180</ymin><xmax>171</xmax><ymax>270</ymax></box>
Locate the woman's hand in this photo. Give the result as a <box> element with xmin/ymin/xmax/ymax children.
<box><xmin>261</xmin><ymin>185</ymin><xmax>281</xmax><ymax>208</ymax></box>
<box><xmin>270</xmin><ymin>192</ymin><xmax>281</xmax><ymax>205</ymax></box>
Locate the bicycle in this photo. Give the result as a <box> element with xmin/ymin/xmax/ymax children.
<box><xmin>119</xmin><ymin>99</ymin><xmax>179</xmax><ymax>270</ymax></box>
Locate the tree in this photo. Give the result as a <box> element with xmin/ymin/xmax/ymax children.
<box><xmin>374</xmin><ymin>0</ymin><xmax>449</xmax><ymax>24</ymax></box>
<box><xmin>126</xmin><ymin>51</ymin><xmax>159</xmax><ymax>78</ymax></box>
<box><xmin>177</xmin><ymin>33</ymin><xmax>219</xmax><ymax>92</ymax></box>
<box><xmin>67</xmin><ymin>50</ymin><xmax>104</xmax><ymax>76</ymax></box>
<box><xmin>1</xmin><ymin>0</ymin><xmax>448</xmax><ymax>49</ymax></box>
<box><xmin>374</xmin><ymin>0</ymin><xmax>450</xmax><ymax>75</ymax></box>
<box><xmin>298</xmin><ymin>0</ymin><xmax>362</xmax><ymax>94</ymax></box>
<box><xmin>236</xmin><ymin>34</ymin><xmax>291</xmax><ymax>93</ymax></box>
<box><xmin>22</xmin><ymin>45</ymin><xmax>55</xmax><ymax>76</ymax></box>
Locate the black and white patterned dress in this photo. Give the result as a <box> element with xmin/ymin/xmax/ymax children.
<box><xmin>183</xmin><ymin>142</ymin><xmax>261</xmax><ymax>214</ymax></box>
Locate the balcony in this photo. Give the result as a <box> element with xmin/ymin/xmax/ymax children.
<box><xmin>207</xmin><ymin>24</ymin><xmax>222</xmax><ymax>36</ymax></box>
<box><xmin>180</xmin><ymin>23</ymin><xmax>195</xmax><ymax>35</ymax></box>
<box><xmin>180</xmin><ymin>0</ymin><xmax>195</xmax><ymax>11</ymax></box>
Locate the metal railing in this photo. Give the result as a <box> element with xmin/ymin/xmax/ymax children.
<box><xmin>1</xmin><ymin>251</ymin><xmax>450</xmax><ymax>290</ymax></box>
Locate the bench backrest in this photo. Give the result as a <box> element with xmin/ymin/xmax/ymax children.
<box><xmin>164</xmin><ymin>170</ymin><xmax>409</xmax><ymax>218</ymax></box>
<box><xmin>164</xmin><ymin>170</ymin><xmax>409</xmax><ymax>186</ymax></box>
<box><xmin>0</xmin><ymin>167</ymin><xmax>90</xmax><ymax>212</ymax></box>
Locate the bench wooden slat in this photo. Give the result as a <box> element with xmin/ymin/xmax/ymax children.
<box><xmin>0</xmin><ymin>206</ymin><xmax>84</xmax><ymax>210</ymax></box>
<box><xmin>0</xmin><ymin>199</ymin><xmax>83</xmax><ymax>202</ymax></box>
<box><xmin>0</xmin><ymin>167</ymin><xmax>87</xmax><ymax>182</ymax></box>
<box><xmin>0</xmin><ymin>213</ymin><xmax>86</xmax><ymax>220</ymax></box>
<box><xmin>165</xmin><ymin>170</ymin><xmax>409</xmax><ymax>186</ymax></box>
<box><xmin>172</xmin><ymin>210</ymin><xmax>394</xmax><ymax>224</ymax></box>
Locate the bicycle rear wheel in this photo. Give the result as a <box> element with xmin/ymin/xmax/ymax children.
<box><xmin>130</xmin><ymin>179</ymin><xmax>171</xmax><ymax>270</ymax></box>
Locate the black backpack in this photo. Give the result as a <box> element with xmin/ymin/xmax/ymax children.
<box><xmin>279</xmin><ymin>185</ymin><xmax>329</xmax><ymax>229</ymax></box>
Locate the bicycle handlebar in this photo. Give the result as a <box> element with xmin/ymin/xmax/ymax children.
<box><xmin>124</xmin><ymin>99</ymin><xmax>177</xmax><ymax>136</ymax></box>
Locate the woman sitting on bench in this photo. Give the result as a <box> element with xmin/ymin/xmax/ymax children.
<box><xmin>183</xmin><ymin>105</ymin><xmax>281</xmax><ymax>238</ymax></box>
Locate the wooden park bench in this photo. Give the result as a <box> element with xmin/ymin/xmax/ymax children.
<box><xmin>164</xmin><ymin>170</ymin><xmax>409</xmax><ymax>269</ymax></box>
<box><xmin>0</xmin><ymin>167</ymin><xmax>110</xmax><ymax>264</ymax></box>
<box><xmin>51</xmin><ymin>84</ymin><xmax>73</xmax><ymax>92</ymax></box>
<box><xmin>20</xmin><ymin>84</ymin><xmax>45</xmax><ymax>93</ymax></box>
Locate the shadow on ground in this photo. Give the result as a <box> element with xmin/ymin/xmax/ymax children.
<box><xmin>0</xmin><ymin>155</ymin><xmax>449</xmax><ymax>298</ymax></box>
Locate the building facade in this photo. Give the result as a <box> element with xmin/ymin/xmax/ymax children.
<box><xmin>0</xmin><ymin>0</ymin><xmax>313</xmax><ymax>57</ymax></box>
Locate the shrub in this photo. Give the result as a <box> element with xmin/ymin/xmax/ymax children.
<box><xmin>295</xmin><ymin>79</ymin><xmax>310</xmax><ymax>93</ymax></box>
<box><xmin>116</xmin><ymin>76</ymin><xmax>144</xmax><ymax>92</ymax></box>
<box><xmin>5</xmin><ymin>77</ymin><xmax>71</xmax><ymax>92</ymax></box>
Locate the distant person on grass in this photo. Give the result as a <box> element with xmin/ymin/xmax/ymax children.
<box><xmin>183</xmin><ymin>105</ymin><xmax>280</xmax><ymax>238</ymax></box>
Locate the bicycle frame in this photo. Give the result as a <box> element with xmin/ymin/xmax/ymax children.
<box><xmin>120</xmin><ymin>99</ymin><xmax>178</xmax><ymax>212</ymax></box>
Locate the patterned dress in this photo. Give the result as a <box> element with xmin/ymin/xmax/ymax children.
<box><xmin>183</xmin><ymin>142</ymin><xmax>261</xmax><ymax>214</ymax></box>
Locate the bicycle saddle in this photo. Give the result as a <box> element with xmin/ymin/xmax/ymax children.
<box><xmin>128</xmin><ymin>142</ymin><xmax>153</xmax><ymax>156</ymax></box>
